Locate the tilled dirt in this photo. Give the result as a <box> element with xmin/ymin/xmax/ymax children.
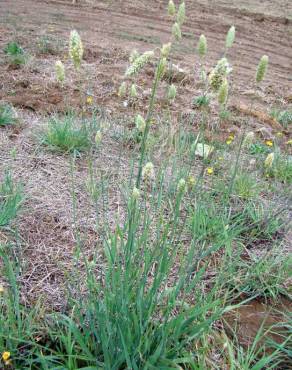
<box><xmin>0</xmin><ymin>0</ymin><xmax>291</xmax><ymax>117</ymax></box>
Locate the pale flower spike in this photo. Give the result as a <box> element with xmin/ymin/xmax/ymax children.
<box><xmin>55</xmin><ymin>60</ymin><xmax>65</xmax><ymax>83</ymax></box>
<box><xmin>69</xmin><ymin>30</ymin><xmax>83</xmax><ymax>69</ymax></box>
<box><xmin>168</xmin><ymin>0</ymin><xmax>176</xmax><ymax>16</ymax></box>
<box><xmin>256</xmin><ymin>55</ymin><xmax>269</xmax><ymax>83</ymax></box>
<box><xmin>135</xmin><ymin>114</ymin><xmax>146</xmax><ymax>132</ymax></box>
<box><xmin>132</xmin><ymin>187</ymin><xmax>140</xmax><ymax>200</ymax></box>
<box><xmin>118</xmin><ymin>81</ymin><xmax>127</xmax><ymax>97</ymax></box>
<box><xmin>177</xmin><ymin>2</ymin><xmax>186</xmax><ymax>26</ymax></box>
<box><xmin>218</xmin><ymin>79</ymin><xmax>229</xmax><ymax>105</ymax></box>
<box><xmin>125</xmin><ymin>51</ymin><xmax>154</xmax><ymax>77</ymax></box>
<box><xmin>177</xmin><ymin>178</ymin><xmax>187</xmax><ymax>193</ymax></box>
<box><xmin>225</xmin><ymin>26</ymin><xmax>236</xmax><ymax>49</ymax></box>
<box><xmin>243</xmin><ymin>132</ymin><xmax>255</xmax><ymax>148</ymax></box>
<box><xmin>129</xmin><ymin>49</ymin><xmax>139</xmax><ymax>63</ymax></box>
<box><xmin>142</xmin><ymin>162</ymin><xmax>155</xmax><ymax>181</ymax></box>
<box><xmin>209</xmin><ymin>57</ymin><xmax>232</xmax><ymax>92</ymax></box>
<box><xmin>161</xmin><ymin>42</ymin><xmax>172</xmax><ymax>58</ymax></box>
<box><xmin>95</xmin><ymin>130</ymin><xmax>102</xmax><ymax>145</ymax></box>
<box><xmin>172</xmin><ymin>22</ymin><xmax>182</xmax><ymax>41</ymax></box>
<box><xmin>130</xmin><ymin>84</ymin><xmax>137</xmax><ymax>98</ymax></box>
<box><xmin>264</xmin><ymin>152</ymin><xmax>274</xmax><ymax>168</ymax></box>
<box><xmin>197</xmin><ymin>34</ymin><xmax>207</xmax><ymax>58</ymax></box>
<box><xmin>167</xmin><ymin>84</ymin><xmax>177</xmax><ymax>100</ymax></box>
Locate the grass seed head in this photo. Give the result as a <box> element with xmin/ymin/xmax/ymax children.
<box><xmin>264</xmin><ymin>152</ymin><xmax>274</xmax><ymax>168</ymax></box>
<box><xmin>209</xmin><ymin>57</ymin><xmax>232</xmax><ymax>91</ymax></box>
<box><xmin>142</xmin><ymin>162</ymin><xmax>155</xmax><ymax>181</ymax></box>
<box><xmin>168</xmin><ymin>0</ymin><xmax>176</xmax><ymax>16</ymax></box>
<box><xmin>129</xmin><ymin>49</ymin><xmax>139</xmax><ymax>63</ymax></box>
<box><xmin>132</xmin><ymin>187</ymin><xmax>140</xmax><ymax>200</ymax></box>
<box><xmin>135</xmin><ymin>114</ymin><xmax>146</xmax><ymax>132</ymax></box>
<box><xmin>225</xmin><ymin>25</ymin><xmax>236</xmax><ymax>49</ymax></box>
<box><xmin>197</xmin><ymin>34</ymin><xmax>207</xmax><ymax>58</ymax></box>
<box><xmin>167</xmin><ymin>84</ymin><xmax>177</xmax><ymax>100</ymax></box>
<box><xmin>55</xmin><ymin>60</ymin><xmax>65</xmax><ymax>83</ymax></box>
<box><xmin>256</xmin><ymin>55</ymin><xmax>269</xmax><ymax>83</ymax></box>
<box><xmin>177</xmin><ymin>2</ymin><xmax>186</xmax><ymax>26</ymax></box>
<box><xmin>161</xmin><ymin>42</ymin><xmax>172</xmax><ymax>58</ymax></box>
<box><xmin>130</xmin><ymin>84</ymin><xmax>137</xmax><ymax>98</ymax></box>
<box><xmin>172</xmin><ymin>22</ymin><xmax>182</xmax><ymax>41</ymax></box>
<box><xmin>118</xmin><ymin>81</ymin><xmax>127</xmax><ymax>97</ymax></box>
<box><xmin>125</xmin><ymin>51</ymin><xmax>154</xmax><ymax>77</ymax></box>
<box><xmin>243</xmin><ymin>131</ymin><xmax>255</xmax><ymax>148</ymax></box>
<box><xmin>218</xmin><ymin>78</ymin><xmax>229</xmax><ymax>105</ymax></box>
<box><xmin>69</xmin><ymin>30</ymin><xmax>83</xmax><ymax>69</ymax></box>
<box><xmin>177</xmin><ymin>178</ymin><xmax>187</xmax><ymax>193</ymax></box>
<box><xmin>95</xmin><ymin>130</ymin><xmax>102</xmax><ymax>145</ymax></box>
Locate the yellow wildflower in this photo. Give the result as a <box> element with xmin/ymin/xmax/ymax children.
<box><xmin>265</xmin><ymin>140</ymin><xmax>273</xmax><ymax>147</ymax></box>
<box><xmin>86</xmin><ymin>96</ymin><xmax>93</xmax><ymax>105</ymax></box>
<box><xmin>276</xmin><ymin>132</ymin><xmax>283</xmax><ymax>137</ymax></box>
<box><xmin>286</xmin><ymin>139</ymin><xmax>292</xmax><ymax>145</ymax></box>
<box><xmin>226</xmin><ymin>139</ymin><xmax>232</xmax><ymax>145</ymax></box>
<box><xmin>2</xmin><ymin>352</ymin><xmax>10</xmax><ymax>361</ymax></box>
<box><xmin>218</xmin><ymin>156</ymin><xmax>223</xmax><ymax>161</ymax></box>
<box><xmin>0</xmin><ymin>285</ymin><xmax>4</xmax><ymax>293</ymax></box>
<box><xmin>206</xmin><ymin>167</ymin><xmax>214</xmax><ymax>175</ymax></box>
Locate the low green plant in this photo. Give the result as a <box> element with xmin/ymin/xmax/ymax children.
<box><xmin>0</xmin><ymin>172</ymin><xmax>22</xmax><ymax>227</ymax></box>
<box><xmin>42</xmin><ymin>115</ymin><xmax>92</xmax><ymax>153</ymax></box>
<box><xmin>36</xmin><ymin>34</ymin><xmax>64</xmax><ymax>55</ymax></box>
<box><xmin>233</xmin><ymin>173</ymin><xmax>260</xmax><ymax>200</ymax></box>
<box><xmin>270</xmin><ymin>109</ymin><xmax>292</xmax><ymax>129</ymax></box>
<box><xmin>193</xmin><ymin>95</ymin><xmax>210</xmax><ymax>108</ymax></box>
<box><xmin>265</xmin><ymin>154</ymin><xmax>292</xmax><ymax>184</ymax></box>
<box><xmin>0</xmin><ymin>103</ymin><xmax>18</xmax><ymax>126</ymax></box>
<box><xmin>3</xmin><ymin>41</ymin><xmax>28</xmax><ymax>66</ymax></box>
<box><xmin>249</xmin><ymin>143</ymin><xmax>271</xmax><ymax>155</ymax></box>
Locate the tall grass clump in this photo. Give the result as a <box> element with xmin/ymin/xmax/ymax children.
<box><xmin>41</xmin><ymin>115</ymin><xmax>92</xmax><ymax>153</ymax></box>
<box><xmin>3</xmin><ymin>41</ymin><xmax>28</xmax><ymax>66</ymax></box>
<box><xmin>0</xmin><ymin>172</ymin><xmax>22</xmax><ymax>227</ymax></box>
<box><xmin>0</xmin><ymin>103</ymin><xmax>18</xmax><ymax>127</ymax></box>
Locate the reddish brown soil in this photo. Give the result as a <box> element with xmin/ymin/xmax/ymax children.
<box><xmin>224</xmin><ymin>297</ymin><xmax>291</xmax><ymax>350</ymax></box>
<box><xmin>0</xmin><ymin>0</ymin><xmax>291</xmax><ymax>120</ymax></box>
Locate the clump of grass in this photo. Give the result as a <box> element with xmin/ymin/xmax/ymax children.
<box><xmin>36</xmin><ymin>34</ymin><xmax>64</xmax><ymax>55</ymax></box>
<box><xmin>42</xmin><ymin>115</ymin><xmax>92</xmax><ymax>153</ymax></box>
<box><xmin>193</xmin><ymin>95</ymin><xmax>210</xmax><ymax>108</ymax></box>
<box><xmin>0</xmin><ymin>103</ymin><xmax>18</xmax><ymax>127</ymax></box>
<box><xmin>270</xmin><ymin>109</ymin><xmax>292</xmax><ymax>129</ymax></box>
<box><xmin>3</xmin><ymin>41</ymin><xmax>28</xmax><ymax>66</ymax></box>
<box><xmin>0</xmin><ymin>172</ymin><xmax>22</xmax><ymax>227</ymax></box>
<box><xmin>265</xmin><ymin>154</ymin><xmax>292</xmax><ymax>184</ymax></box>
<box><xmin>233</xmin><ymin>173</ymin><xmax>260</xmax><ymax>200</ymax></box>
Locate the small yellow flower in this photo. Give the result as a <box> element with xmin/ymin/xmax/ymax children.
<box><xmin>228</xmin><ymin>134</ymin><xmax>234</xmax><ymax>140</ymax></box>
<box><xmin>218</xmin><ymin>156</ymin><xmax>224</xmax><ymax>161</ymax></box>
<box><xmin>86</xmin><ymin>96</ymin><xmax>93</xmax><ymax>105</ymax></box>
<box><xmin>276</xmin><ymin>132</ymin><xmax>283</xmax><ymax>137</ymax></box>
<box><xmin>206</xmin><ymin>167</ymin><xmax>214</xmax><ymax>175</ymax></box>
<box><xmin>265</xmin><ymin>140</ymin><xmax>273</xmax><ymax>147</ymax></box>
<box><xmin>2</xmin><ymin>352</ymin><xmax>10</xmax><ymax>361</ymax></box>
<box><xmin>0</xmin><ymin>285</ymin><xmax>4</xmax><ymax>293</ymax></box>
<box><xmin>286</xmin><ymin>139</ymin><xmax>292</xmax><ymax>145</ymax></box>
<box><xmin>226</xmin><ymin>139</ymin><xmax>232</xmax><ymax>145</ymax></box>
